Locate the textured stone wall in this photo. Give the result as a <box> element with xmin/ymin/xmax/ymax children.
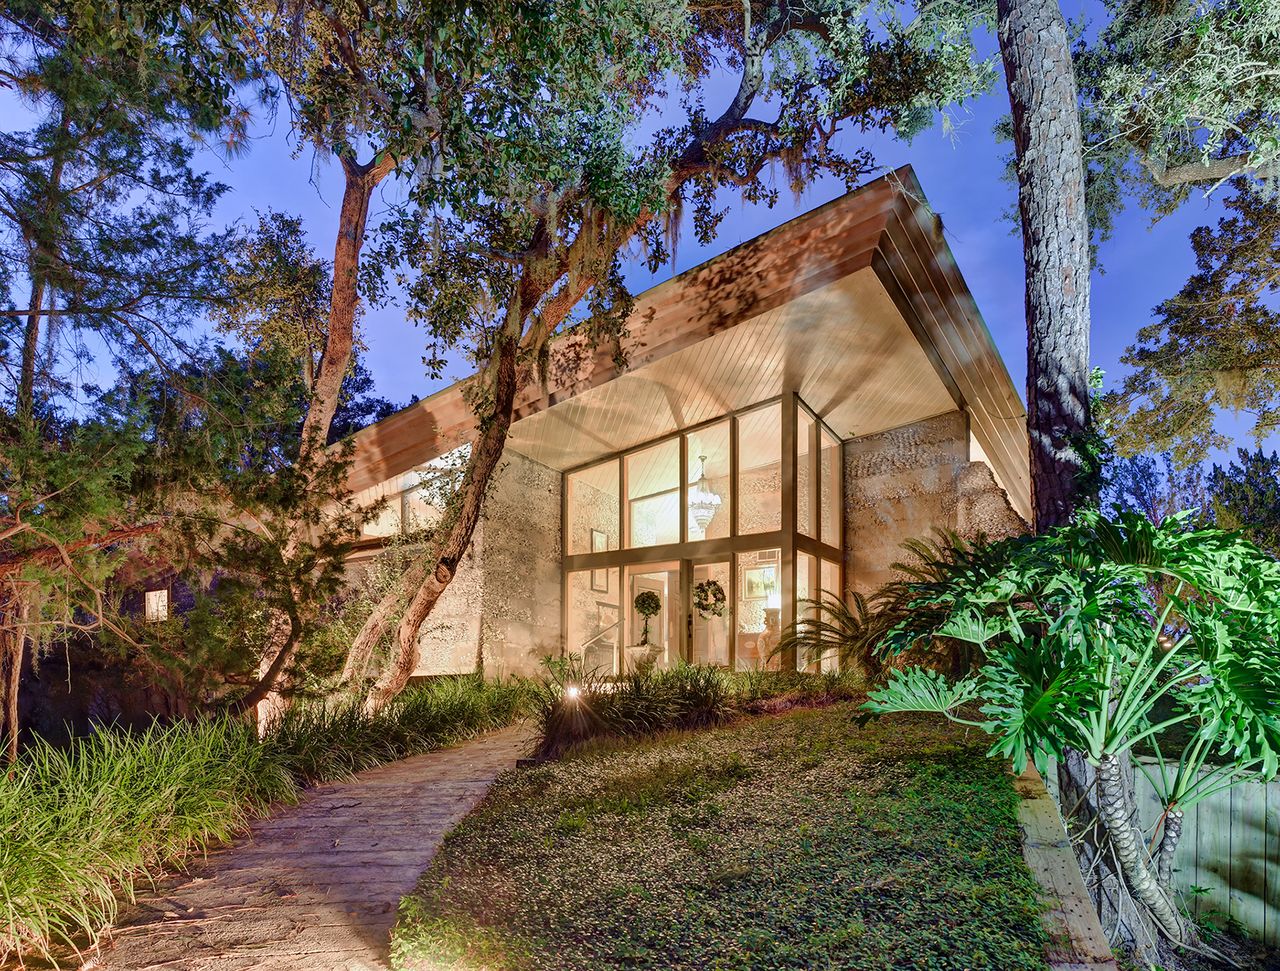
<box><xmin>415</xmin><ymin>449</ymin><xmax>561</xmax><ymax>678</ymax></box>
<box><xmin>843</xmin><ymin>411</ymin><xmax>1026</xmax><ymax>596</ymax></box>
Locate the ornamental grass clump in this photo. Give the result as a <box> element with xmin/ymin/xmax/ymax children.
<box><xmin>264</xmin><ymin>674</ymin><xmax>535</xmax><ymax>782</ymax></box>
<box><xmin>2</xmin><ymin>674</ymin><xmax>533</xmax><ymax>964</ymax></box>
<box><xmin>0</xmin><ymin>717</ymin><xmax>295</xmax><ymax>963</ymax></box>
<box><xmin>532</xmin><ymin>660</ymin><xmax>864</xmax><ymax>758</ymax></box>
<box><xmin>534</xmin><ymin>658</ymin><xmax>736</xmax><ymax>758</ymax></box>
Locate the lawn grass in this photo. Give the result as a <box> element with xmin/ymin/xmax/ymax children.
<box><xmin>392</xmin><ymin>703</ymin><xmax>1049</xmax><ymax>971</ymax></box>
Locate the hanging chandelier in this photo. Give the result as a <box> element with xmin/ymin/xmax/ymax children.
<box><xmin>688</xmin><ymin>454</ymin><xmax>722</xmax><ymax>534</ymax></box>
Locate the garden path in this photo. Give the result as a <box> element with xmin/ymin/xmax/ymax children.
<box><xmin>85</xmin><ymin>724</ymin><xmax>531</xmax><ymax>971</ymax></box>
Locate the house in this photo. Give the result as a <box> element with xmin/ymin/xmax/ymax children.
<box><xmin>343</xmin><ymin>166</ymin><xmax>1030</xmax><ymax>678</ymax></box>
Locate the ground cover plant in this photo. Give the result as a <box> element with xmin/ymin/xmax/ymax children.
<box><xmin>865</xmin><ymin>510</ymin><xmax>1280</xmax><ymax>962</ymax></box>
<box><xmin>532</xmin><ymin>660</ymin><xmax>863</xmax><ymax>758</ymax></box>
<box><xmin>392</xmin><ymin>703</ymin><xmax>1049</xmax><ymax>971</ymax></box>
<box><xmin>0</xmin><ymin>675</ymin><xmax>532</xmax><ymax>963</ymax></box>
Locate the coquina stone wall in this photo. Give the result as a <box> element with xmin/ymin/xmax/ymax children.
<box><xmin>843</xmin><ymin>410</ymin><xmax>1026</xmax><ymax>597</ymax></box>
<box><xmin>415</xmin><ymin>449</ymin><xmax>561</xmax><ymax>678</ymax></box>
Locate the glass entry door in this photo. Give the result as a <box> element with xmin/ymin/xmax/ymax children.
<box><xmin>690</xmin><ymin>559</ymin><xmax>731</xmax><ymax>667</ymax></box>
<box><xmin>623</xmin><ymin>561</ymin><xmax>681</xmax><ymax>672</ymax></box>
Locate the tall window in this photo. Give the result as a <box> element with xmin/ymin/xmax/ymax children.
<box><xmin>563</xmin><ymin>395</ymin><xmax>843</xmax><ymax>672</ymax></box>
<box><xmin>144</xmin><ymin>588</ymin><xmax>170</xmax><ymax>623</ymax></box>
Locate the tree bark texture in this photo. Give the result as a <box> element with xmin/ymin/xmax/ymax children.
<box><xmin>340</xmin><ymin>556</ymin><xmax>430</xmax><ymax>686</ymax></box>
<box><xmin>17</xmin><ymin>278</ymin><xmax>45</xmax><ymax>425</ymax></box>
<box><xmin>232</xmin><ymin>608</ymin><xmax>303</xmax><ymax>717</ymax></box>
<box><xmin>1155</xmin><ymin>808</ymin><xmax>1183</xmax><ymax>886</ymax></box>
<box><xmin>235</xmin><ymin>152</ymin><xmax>394</xmax><ymax>714</ymax></box>
<box><xmin>1</xmin><ymin>590</ymin><xmax>30</xmax><ymax>769</ymax></box>
<box><xmin>363</xmin><ymin>332</ymin><xmax>520</xmax><ymax>712</ymax></box>
<box><xmin>18</xmin><ymin>122</ymin><xmax>68</xmax><ymax>426</ymax></box>
<box><xmin>997</xmin><ymin>0</ymin><xmax>1092</xmax><ymax>532</ymax></box>
<box><xmin>296</xmin><ymin>153</ymin><xmax>394</xmax><ymax>462</ymax></box>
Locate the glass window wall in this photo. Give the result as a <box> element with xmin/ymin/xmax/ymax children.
<box><xmin>737</xmin><ymin>402</ymin><xmax>782</xmax><ymax>535</ymax></box>
<box><xmin>566</xmin><ymin>460</ymin><xmax>619</xmax><ymax>556</ymax></box>
<box><xmin>798</xmin><ymin>409</ymin><xmax>816</xmax><ymax>538</ymax></box>
<box><xmin>563</xmin><ymin>395</ymin><xmax>843</xmax><ymax>672</ymax></box>
<box><xmin>820</xmin><ymin>428</ymin><xmax>841</xmax><ymax>548</ymax></box>
<box><xmin>685</xmin><ymin>421</ymin><xmax>730</xmax><ymax>542</ymax></box>
<box><xmin>735</xmin><ymin>548</ymin><xmax>781</xmax><ymax>670</ymax></box>
<box><xmin>566</xmin><ymin>568</ymin><xmax>621</xmax><ymax>676</ymax></box>
<box><xmin>626</xmin><ymin>439</ymin><xmax>680</xmax><ymax>548</ymax></box>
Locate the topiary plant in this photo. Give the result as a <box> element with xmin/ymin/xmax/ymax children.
<box><xmin>633</xmin><ymin>590</ymin><xmax>661</xmax><ymax>646</ymax></box>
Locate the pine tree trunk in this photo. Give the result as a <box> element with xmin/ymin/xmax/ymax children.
<box><xmin>1</xmin><ymin>590</ymin><xmax>30</xmax><ymax>770</ymax></box>
<box><xmin>996</xmin><ymin>0</ymin><xmax>1092</xmax><ymax>534</ymax></box>
<box><xmin>17</xmin><ymin>279</ymin><xmax>45</xmax><ymax>425</ymax></box>
<box><xmin>363</xmin><ymin>332</ymin><xmax>520</xmax><ymax>712</ymax></box>
<box><xmin>18</xmin><ymin>116</ymin><xmax>68</xmax><ymax>426</ymax></box>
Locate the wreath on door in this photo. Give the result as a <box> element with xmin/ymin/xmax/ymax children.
<box><xmin>693</xmin><ymin>579</ymin><xmax>727</xmax><ymax>618</ymax></box>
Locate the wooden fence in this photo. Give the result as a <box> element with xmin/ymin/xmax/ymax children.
<box><xmin>1044</xmin><ymin>763</ymin><xmax>1280</xmax><ymax>945</ymax></box>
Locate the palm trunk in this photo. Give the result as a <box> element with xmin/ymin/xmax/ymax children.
<box><xmin>1154</xmin><ymin>808</ymin><xmax>1183</xmax><ymax>886</ymax></box>
<box><xmin>1096</xmin><ymin>754</ymin><xmax>1190</xmax><ymax>943</ymax></box>
<box><xmin>996</xmin><ymin>0</ymin><xmax>1092</xmax><ymax>533</ymax></box>
<box><xmin>363</xmin><ymin>331</ymin><xmax>520</xmax><ymax>712</ymax></box>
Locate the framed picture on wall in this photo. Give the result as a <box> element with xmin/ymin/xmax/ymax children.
<box><xmin>742</xmin><ymin>565</ymin><xmax>777</xmax><ymax>600</ymax></box>
<box><xmin>590</xmin><ymin>529</ymin><xmax>609</xmax><ymax>592</ymax></box>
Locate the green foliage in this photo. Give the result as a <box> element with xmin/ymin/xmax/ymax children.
<box><xmin>394</xmin><ymin>705</ymin><xmax>1048</xmax><ymax>971</ymax></box>
<box><xmin>263</xmin><ymin>675</ymin><xmax>535</xmax><ymax>783</ymax></box>
<box><xmin>0</xmin><ymin>716</ymin><xmax>295</xmax><ymax>962</ymax></box>
<box><xmin>0</xmin><ymin>674</ymin><xmax>531</xmax><ymax>961</ymax></box>
<box><xmin>777</xmin><ymin>531</ymin><xmax>1001</xmax><ymax>680</ymax></box>
<box><xmin>867</xmin><ymin>510</ymin><xmax>1280</xmax><ymax>796</ymax></box>
<box><xmin>1075</xmin><ymin>0</ymin><xmax>1280</xmax><ymax>215</ymax></box>
<box><xmin>532</xmin><ymin>659</ymin><xmax>863</xmax><ymax>759</ymax></box>
<box><xmin>1108</xmin><ymin>180</ymin><xmax>1280</xmax><ymax>463</ymax></box>
<box><xmin>862</xmin><ymin>666</ymin><xmax>980</xmax><ymax>718</ymax></box>
<box><xmin>211</xmin><ymin>210</ymin><xmax>335</xmax><ymax>393</ymax></box>
<box><xmin>1206</xmin><ymin>448</ymin><xmax>1280</xmax><ymax>554</ymax></box>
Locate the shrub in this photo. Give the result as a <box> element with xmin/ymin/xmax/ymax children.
<box><xmin>532</xmin><ymin>659</ymin><xmax>862</xmax><ymax>758</ymax></box>
<box><xmin>264</xmin><ymin>674</ymin><xmax>535</xmax><ymax>783</ymax></box>
<box><xmin>865</xmin><ymin>509</ymin><xmax>1280</xmax><ymax>950</ymax></box>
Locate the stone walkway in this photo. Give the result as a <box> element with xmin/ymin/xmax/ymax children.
<box><xmin>84</xmin><ymin>725</ymin><xmax>531</xmax><ymax>971</ymax></box>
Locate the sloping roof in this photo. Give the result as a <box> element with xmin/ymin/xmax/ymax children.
<box><xmin>345</xmin><ymin>165</ymin><xmax>1031</xmax><ymax>519</ymax></box>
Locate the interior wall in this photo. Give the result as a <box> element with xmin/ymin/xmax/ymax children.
<box><xmin>842</xmin><ymin>411</ymin><xmax>1026</xmax><ymax>597</ymax></box>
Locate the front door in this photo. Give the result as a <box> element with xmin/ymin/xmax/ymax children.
<box><xmin>624</xmin><ymin>562</ymin><xmax>681</xmax><ymax>672</ymax></box>
<box><xmin>689</xmin><ymin>558</ymin><xmax>731</xmax><ymax>667</ymax></box>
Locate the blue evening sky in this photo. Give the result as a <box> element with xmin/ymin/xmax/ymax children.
<box><xmin>3</xmin><ymin>4</ymin><xmax>1261</xmax><ymax>462</ymax></box>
